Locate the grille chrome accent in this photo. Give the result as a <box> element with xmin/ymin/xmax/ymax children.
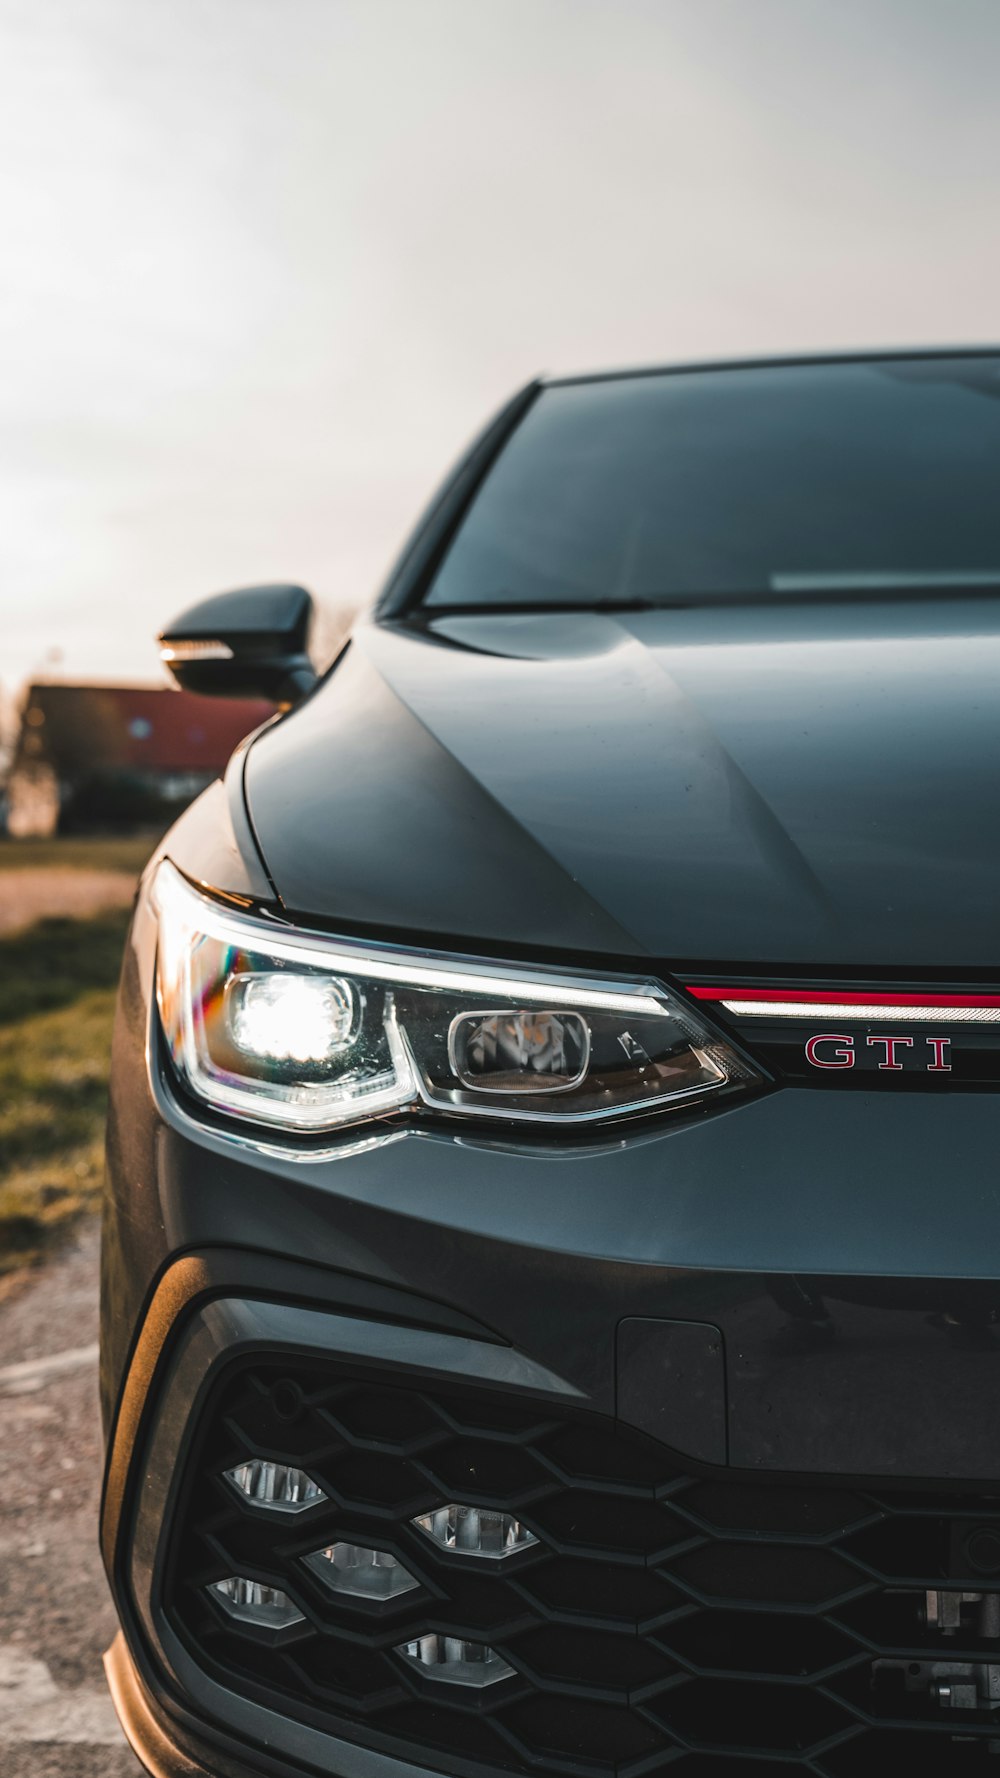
<box><xmin>398</xmin><ymin>1634</ymin><xmax>515</xmax><ymax>1687</ymax></box>
<box><xmin>208</xmin><ymin>1576</ymin><xmax>305</xmax><ymax>1631</ymax></box>
<box><xmin>413</xmin><ymin>1503</ymin><xmax>538</xmax><ymax>1559</ymax></box>
<box><xmin>304</xmin><ymin>1541</ymin><xmax>420</xmax><ymax>1601</ymax></box>
<box><xmin>225</xmin><ymin>1458</ymin><xmax>325</xmax><ymax>1512</ymax></box>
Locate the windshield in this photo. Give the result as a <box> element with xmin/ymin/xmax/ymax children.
<box><xmin>425</xmin><ymin>356</ymin><xmax>1000</xmax><ymax>609</ymax></box>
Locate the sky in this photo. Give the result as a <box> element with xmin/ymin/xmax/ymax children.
<box><xmin>1</xmin><ymin>0</ymin><xmax>999</xmax><ymax>698</ymax></box>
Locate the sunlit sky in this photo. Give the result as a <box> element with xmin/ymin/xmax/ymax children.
<box><xmin>1</xmin><ymin>0</ymin><xmax>998</xmax><ymax>697</ymax></box>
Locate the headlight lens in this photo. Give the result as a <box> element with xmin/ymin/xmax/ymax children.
<box><xmin>153</xmin><ymin>860</ymin><xmax>760</xmax><ymax>1133</ymax></box>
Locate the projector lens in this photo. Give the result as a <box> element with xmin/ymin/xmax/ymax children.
<box><xmin>449</xmin><ymin>1009</ymin><xmax>589</xmax><ymax>1093</ymax></box>
<box><xmin>230</xmin><ymin>972</ymin><xmax>355</xmax><ymax>1063</ymax></box>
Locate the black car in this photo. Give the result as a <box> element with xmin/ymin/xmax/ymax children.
<box><xmin>101</xmin><ymin>351</ymin><xmax>1000</xmax><ymax>1777</ymax></box>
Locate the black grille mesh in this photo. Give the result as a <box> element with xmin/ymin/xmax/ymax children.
<box><xmin>164</xmin><ymin>1357</ymin><xmax>1000</xmax><ymax>1774</ymax></box>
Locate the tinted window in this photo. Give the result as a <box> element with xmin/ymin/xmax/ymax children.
<box><xmin>426</xmin><ymin>358</ymin><xmax>1000</xmax><ymax>607</ymax></box>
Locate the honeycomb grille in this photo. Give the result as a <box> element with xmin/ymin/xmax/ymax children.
<box><xmin>164</xmin><ymin>1356</ymin><xmax>1000</xmax><ymax>1775</ymax></box>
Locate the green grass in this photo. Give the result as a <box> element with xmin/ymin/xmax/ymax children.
<box><xmin>0</xmin><ymin>910</ymin><xmax>134</xmax><ymax>1025</ymax></box>
<box><xmin>0</xmin><ymin>832</ymin><xmax>160</xmax><ymax>873</ymax></box>
<box><xmin>0</xmin><ymin>907</ymin><xmax>131</xmax><ymax>1273</ymax></box>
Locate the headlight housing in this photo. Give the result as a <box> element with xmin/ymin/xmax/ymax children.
<box><xmin>153</xmin><ymin>861</ymin><xmax>761</xmax><ymax>1134</ymax></box>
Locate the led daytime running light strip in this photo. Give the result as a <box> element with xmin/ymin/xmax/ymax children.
<box><xmin>687</xmin><ymin>986</ymin><xmax>1000</xmax><ymax>1024</ymax></box>
<box><xmin>155</xmin><ymin>862</ymin><xmax>666</xmax><ymax>1018</ymax></box>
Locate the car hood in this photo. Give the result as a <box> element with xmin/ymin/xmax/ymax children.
<box><xmin>244</xmin><ymin>604</ymin><xmax>1000</xmax><ymax>970</ymax></box>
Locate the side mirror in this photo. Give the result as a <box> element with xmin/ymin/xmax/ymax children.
<box><xmin>158</xmin><ymin>583</ymin><xmax>318</xmax><ymax>706</ymax></box>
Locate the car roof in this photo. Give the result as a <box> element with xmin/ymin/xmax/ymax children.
<box><xmin>546</xmin><ymin>345</ymin><xmax>1000</xmax><ymax>388</ymax></box>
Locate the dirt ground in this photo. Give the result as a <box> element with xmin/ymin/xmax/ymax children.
<box><xmin>0</xmin><ymin>871</ymin><xmax>137</xmax><ymax>935</ymax></box>
<box><xmin>0</xmin><ymin>844</ymin><xmax>156</xmax><ymax>1769</ymax></box>
<box><xmin>0</xmin><ymin>1220</ymin><xmax>143</xmax><ymax>1774</ymax></box>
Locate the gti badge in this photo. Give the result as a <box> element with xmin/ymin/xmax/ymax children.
<box><xmin>805</xmin><ymin>1034</ymin><xmax>952</xmax><ymax>1071</ymax></box>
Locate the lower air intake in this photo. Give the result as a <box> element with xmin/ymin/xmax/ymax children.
<box><xmin>163</xmin><ymin>1355</ymin><xmax>1000</xmax><ymax>1775</ymax></box>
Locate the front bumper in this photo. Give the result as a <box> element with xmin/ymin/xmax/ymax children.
<box><xmin>104</xmin><ymin>1247</ymin><xmax>1000</xmax><ymax>1778</ymax></box>
<box><xmin>101</xmin><ymin>896</ymin><xmax>1000</xmax><ymax>1776</ymax></box>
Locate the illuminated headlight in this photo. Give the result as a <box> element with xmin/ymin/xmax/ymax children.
<box><xmin>153</xmin><ymin>860</ymin><xmax>760</xmax><ymax>1134</ymax></box>
<box><xmin>230</xmin><ymin>975</ymin><xmax>355</xmax><ymax>1064</ymax></box>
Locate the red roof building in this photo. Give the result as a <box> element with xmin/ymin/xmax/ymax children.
<box><xmin>6</xmin><ymin>682</ymin><xmax>273</xmax><ymax>837</ymax></box>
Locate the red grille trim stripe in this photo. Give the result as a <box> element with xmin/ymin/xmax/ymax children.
<box><xmin>686</xmin><ymin>986</ymin><xmax>1000</xmax><ymax>1008</ymax></box>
